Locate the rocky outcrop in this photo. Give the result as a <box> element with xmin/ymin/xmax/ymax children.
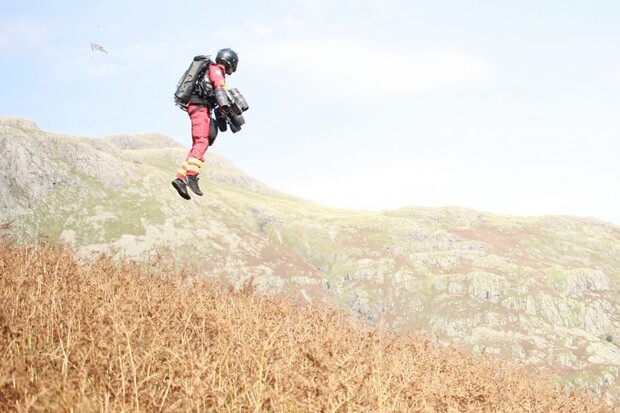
<box><xmin>563</xmin><ymin>268</ymin><xmax>611</xmax><ymax>295</ymax></box>
<box><xmin>0</xmin><ymin>116</ymin><xmax>40</xmax><ymax>130</ymax></box>
<box><xmin>0</xmin><ymin>120</ymin><xmax>140</xmax><ymax>219</ymax></box>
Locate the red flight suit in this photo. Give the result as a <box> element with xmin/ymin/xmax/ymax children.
<box><xmin>175</xmin><ymin>63</ymin><xmax>228</xmax><ymax>180</ymax></box>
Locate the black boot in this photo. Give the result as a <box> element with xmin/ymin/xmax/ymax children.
<box><xmin>171</xmin><ymin>178</ymin><xmax>191</xmax><ymax>200</ymax></box>
<box><xmin>185</xmin><ymin>175</ymin><xmax>203</xmax><ymax>196</ymax></box>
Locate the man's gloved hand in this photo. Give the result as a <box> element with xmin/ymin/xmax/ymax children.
<box><xmin>214</xmin><ymin>107</ymin><xmax>229</xmax><ymax>132</ymax></box>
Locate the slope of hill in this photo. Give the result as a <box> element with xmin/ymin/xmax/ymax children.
<box><xmin>0</xmin><ymin>238</ymin><xmax>612</xmax><ymax>411</ymax></box>
<box><xmin>1</xmin><ymin>116</ymin><xmax>620</xmax><ymax>401</ymax></box>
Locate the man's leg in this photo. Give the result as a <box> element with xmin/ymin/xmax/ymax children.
<box><xmin>184</xmin><ymin>106</ymin><xmax>211</xmax><ymax>196</ymax></box>
<box><xmin>172</xmin><ymin>105</ymin><xmax>210</xmax><ymax>199</ymax></box>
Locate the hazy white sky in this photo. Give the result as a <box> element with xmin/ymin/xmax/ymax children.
<box><xmin>1</xmin><ymin>0</ymin><xmax>619</xmax><ymax>224</ymax></box>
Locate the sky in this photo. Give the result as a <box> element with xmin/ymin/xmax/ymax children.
<box><xmin>1</xmin><ymin>0</ymin><xmax>619</xmax><ymax>225</ymax></box>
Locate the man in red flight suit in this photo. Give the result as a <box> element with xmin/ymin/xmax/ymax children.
<box><xmin>172</xmin><ymin>48</ymin><xmax>239</xmax><ymax>200</ymax></box>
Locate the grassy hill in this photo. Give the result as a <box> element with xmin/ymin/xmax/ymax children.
<box><xmin>0</xmin><ymin>237</ymin><xmax>613</xmax><ymax>412</ymax></box>
<box><xmin>1</xmin><ymin>116</ymin><xmax>620</xmax><ymax>402</ymax></box>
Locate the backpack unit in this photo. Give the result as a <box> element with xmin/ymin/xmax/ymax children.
<box><xmin>174</xmin><ymin>55</ymin><xmax>212</xmax><ymax>109</ymax></box>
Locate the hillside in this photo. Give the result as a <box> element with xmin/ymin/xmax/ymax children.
<box><xmin>1</xmin><ymin>116</ymin><xmax>620</xmax><ymax>402</ymax></box>
<box><xmin>0</xmin><ymin>237</ymin><xmax>613</xmax><ymax>411</ymax></box>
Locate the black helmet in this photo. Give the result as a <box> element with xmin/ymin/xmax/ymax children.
<box><xmin>215</xmin><ymin>48</ymin><xmax>239</xmax><ymax>75</ymax></box>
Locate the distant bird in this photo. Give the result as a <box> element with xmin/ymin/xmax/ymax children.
<box><xmin>90</xmin><ymin>42</ymin><xmax>107</xmax><ymax>54</ymax></box>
